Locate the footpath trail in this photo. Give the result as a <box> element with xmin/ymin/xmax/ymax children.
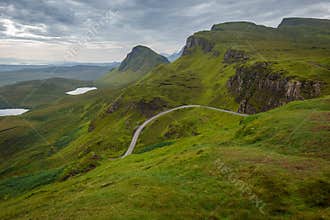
<box><xmin>121</xmin><ymin>105</ymin><xmax>248</xmax><ymax>158</ymax></box>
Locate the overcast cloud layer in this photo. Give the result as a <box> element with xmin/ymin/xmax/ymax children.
<box><xmin>0</xmin><ymin>0</ymin><xmax>329</xmax><ymax>63</ymax></box>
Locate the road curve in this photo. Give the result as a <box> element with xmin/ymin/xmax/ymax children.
<box><xmin>121</xmin><ymin>105</ymin><xmax>248</xmax><ymax>158</ymax></box>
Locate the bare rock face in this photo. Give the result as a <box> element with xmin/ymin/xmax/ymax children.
<box><xmin>182</xmin><ymin>36</ymin><xmax>214</xmax><ymax>56</ymax></box>
<box><xmin>227</xmin><ymin>62</ymin><xmax>322</xmax><ymax>114</ymax></box>
<box><xmin>224</xmin><ymin>49</ymin><xmax>249</xmax><ymax>63</ymax></box>
<box><xmin>285</xmin><ymin>81</ymin><xmax>322</xmax><ymax>101</ymax></box>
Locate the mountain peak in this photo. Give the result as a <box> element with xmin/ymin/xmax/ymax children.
<box><xmin>118</xmin><ymin>45</ymin><xmax>169</xmax><ymax>72</ymax></box>
<box><xmin>131</xmin><ymin>45</ymin><xmax>150</xmax><ymax>51</ymax></box>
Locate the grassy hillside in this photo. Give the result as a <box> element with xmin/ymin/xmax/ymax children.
<box><xmin>2</xmin><ymin>17</ymin><xmax>328</xmax><ymax>180</ymax></box>
<box><xmin>0</xmin><ymin>97</ymin><xmax>329</xmax><ymax>219</ymax></box>
<box><xmin>0</xmin><ymin>81</ymin><xmax>121</xmax><ymax>179</ymax></box>
<box><xmin>0</xmin><ymin>78</ymin><xmax>92</xmax><ymax>108</ymax></box>
<box><xmin>60</xmin><ymin>18</ymin><xmax>330</xmax><ymax>160</ymax></box>
<box><xmin>0</xmin><ymin>18</ymin><xmax>329</xmax><ymax>219</ymax></box>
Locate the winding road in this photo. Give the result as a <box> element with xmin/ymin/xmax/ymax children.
<box><xmin>121</xmin><ymin>105</ymin><xmax>248</xmax><ymax>158</ymax></box>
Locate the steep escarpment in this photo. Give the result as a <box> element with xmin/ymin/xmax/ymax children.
<box><xmin>182</xmin><ymin>35</ymin><xmax>214</xmax><ymax>56</ymax></box>
<box><xmin>179</xmin><ymin>18</ymin><xmax>329</xmax><ymax>114</ymax></box>
<box><xmin>227</xmin><ymin>62</ymin><xmax>322</xmax><ymax>114</ymax></box>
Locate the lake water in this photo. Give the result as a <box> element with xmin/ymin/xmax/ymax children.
<box><xmin>0</xmin><ymin>109</ymin><xmax>29</xmax><ymax>116</ymax></box>
<box><xmin>66</xmin><ymin>87</ymin><xmax>97</xmax><ymax>95</ymax></box>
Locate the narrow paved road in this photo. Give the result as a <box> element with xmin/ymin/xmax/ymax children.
<box><xmin>121</xmin><ymin>105</ymin><xmax>248</xmax><ymax>158</ymax></box>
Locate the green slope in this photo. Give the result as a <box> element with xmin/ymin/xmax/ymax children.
<box><xmin>1</xmin><ymin>18</ymin><xmax>329</xmax><ymax>177</ymax></box>
<box><xmin>0</xmin><ymin>78</ymin><xmax>92</xmax><ymax>108</ymax></box>
<box><xmin>2</xmin><ymin>17</ymin><xmax>328</xmax><ymax>180</ymax></box>
<box><xmin>0</xmin><ymin>18</ymin><xmax>329</xmax><ymax>219</ymax></box>
<box><xmin>0</xmin><ymin>97</ymin><xmax>329</xmax><ymax>219</ymax></box>
<box><xmin>58</xmin><ymin>17</ymin><xmax>330</xmax><ymax>159</ymax></box>
<box><xmin>0</xmin><ymin>80</ymin><xmax>121</xmax><ymax>180</ymax></box>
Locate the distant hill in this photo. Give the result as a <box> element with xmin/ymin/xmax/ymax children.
<box><xmin>118</xmin><ymin>45</ymin><xmax>169</xmax><ymax>72</ymax></box>
<box><xmin>97</xmin><ymin>45</ymin><xmax>169</xmax><ymax>88</ymax></box>
<box><xmin>0</xmin><ymin>63</ymin><xmax>120</xmax><ymax>72</ymax></box>
<box><xmin>0</xmin><ymin>65</ymin><xmax>50</xmax><ymax>72</ymax></box>
<box><xmin>0</xmin><ymin>63</ymin><xmax>119</xmax><ymax>87</ymax></box>
<box><xmin>0</xmin><ymin>78</ymin><xmax>92</xmax><ymax>108</ymax></box>
<box><xmin>162</xmin><ymin>48</ymin><xmax>184</xmax><ymax>62</ymax></box>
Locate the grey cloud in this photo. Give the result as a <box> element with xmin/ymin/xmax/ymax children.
<box><xmin>0</xmin><ymin>0</ymin><xmax>77</xmax><ymax>25</ymax></box>
<box><xmin>0</xmin><ymin>22</ymin><xmax>6</xmax><ymax>32</ymax></box>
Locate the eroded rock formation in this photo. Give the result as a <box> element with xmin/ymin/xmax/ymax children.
<box><xmin>227</xmin><ymin>62</ymin><xmax>322</xmax><ymax>114</ymax></box>
<box><xmin>182</xmin><ymin>36</ymin><xmax>214</xmax><ymax>55</ymax></box>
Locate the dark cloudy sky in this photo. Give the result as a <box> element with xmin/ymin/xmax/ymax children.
<box><xmin>0</xmin><ymin>0</ymin><xmax>329</xmax><ymax>64</ymax></box>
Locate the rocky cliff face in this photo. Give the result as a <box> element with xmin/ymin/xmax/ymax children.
<box><xmin>227</xmin><ymin>62</ymin><xmax>322</xmax><ymax>114</ymax></box>
<box><xmin>182</xmin><ymin>35</ymin><xmax>214</xmax><ymax>56</ymax></box>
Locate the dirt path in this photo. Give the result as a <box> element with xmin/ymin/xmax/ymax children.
<box><xmin>121</xmin><ymin>105</ymin><xmax>248</xmax><ymax>158</ymax></box>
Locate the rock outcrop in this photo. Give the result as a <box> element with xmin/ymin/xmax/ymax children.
<box><xmin>223</xmin><ymin>49</ymin><xmax>249</xmax><ymax>63</ymax></box>
<box><xmin>182</xmin><ymin>35</ymin><xmax>214</xmax><ymax>56</ymax></box>
<box><xmin>107</xmin><ymin>97</ymin><xmax>168</xmax><ymax>117</ymax></box>
<box><xmin>133</xmin><ymin>97</ymin><xmax>168</xmax><ymax>117</ymax></box>
<box><xmin>227</xmin><ymin>62</ymin><xmax>322</xmax><ymax>114</ymax></box>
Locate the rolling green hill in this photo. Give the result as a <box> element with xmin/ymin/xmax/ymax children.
<box><xmin>0</xmin><ymin>18</ymin><xmax>329</xmax><ymax>219</ymax></box>
<box><xmin>0</xmin><ymin>87</ymin><xmax>122</xmax><ymax>180</ymax></box>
